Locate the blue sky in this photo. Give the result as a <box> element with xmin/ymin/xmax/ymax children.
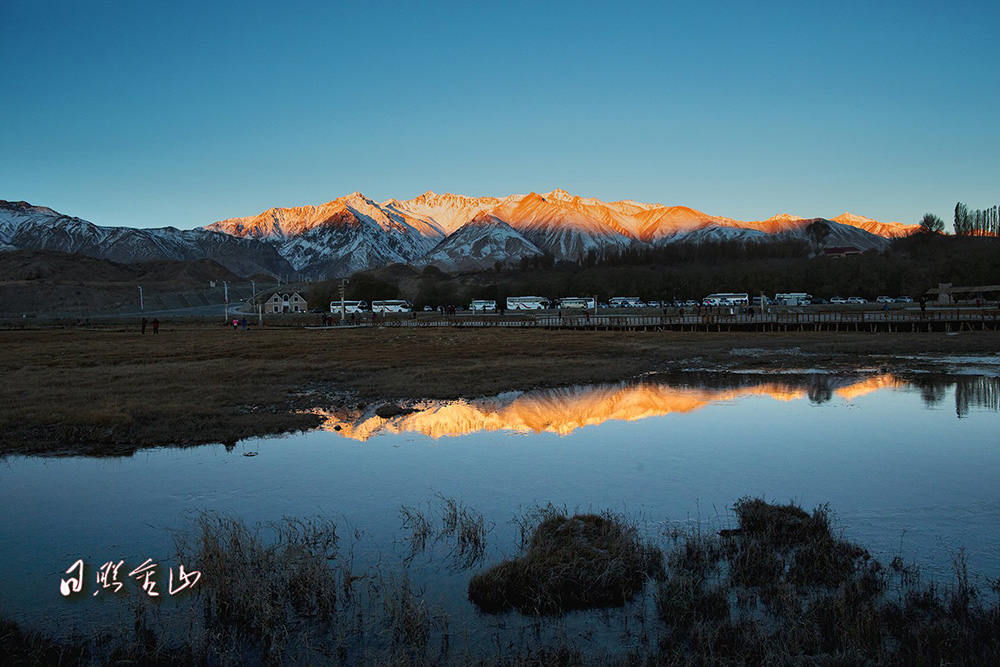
<box><xmin>2</xmin><ymin>0</ymin><xmax>998</xmax><ymax>230</ymax></box>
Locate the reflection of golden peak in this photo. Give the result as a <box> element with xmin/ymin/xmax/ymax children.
<box><xmin>312</xmin><ymin>376</ymin><xmax>906</xmax><ymax>442</ymax></box>
<box><xmin>314</xmin><ymin>375</ymin><xmax>908</xmax><ymax>442</ymax></box>
<box><xmin>834</xmin><ymin>375</ymin><xmax>902</xmax><ymax>401</ymax></box>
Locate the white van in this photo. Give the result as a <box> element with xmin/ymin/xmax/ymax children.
<box><xmin>775</xmin><ymin>293</ymin><xmax>812</xmax><ymax>306</ymax></box>
<box><xmin>470</xmin><ymin>300</ymin><xmax>497</xmax><ymax>312</ymax></box>
<box><xmin>329</xmin><ymin>300</ymin><xmax>368</xmax><ymax>314</ymax></box>
<box><xmin>557</xmin><ymin>297</ymin><xmax>597</xmax><ymax>310</ymax></box>
<box><xmin>609</xmin><ymin>297</ymin><xmax>642</xmax><ymax>308</ymax></box>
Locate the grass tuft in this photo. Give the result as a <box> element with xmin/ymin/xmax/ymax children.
<box><xmin>468</xmin><ymin>510</ymin><xmax>664</xmax><ymax>615</ymax></box>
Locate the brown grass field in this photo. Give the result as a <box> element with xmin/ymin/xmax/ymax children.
<box><xmin>2</xmin><ymin>322</ymin><xmax>998</xmax><ymax>456</ymax></box>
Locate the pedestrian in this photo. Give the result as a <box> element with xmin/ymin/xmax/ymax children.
<box><xmin>242</xmin><ymin>317</ymin><xmax>247</xmax><ymax>331</ymax></box>
<box><xmin>232</xmin><ymin>318</ymin><xmax>238</xmax><ymax>331</ymax></box>
<box><xmin>585</xmin><ymin>309</ymin><xmax>590</xmax><ymax>323</ymax></box>
<box><xmin>679</xmin><ymin>307</ymin><xmax>685</xmax><ymax>318</ymax></box>
<box><xmin>151</xmin><ymin>318</ymin><xmax>159</xmax><ymax>334</ymax></box>
<box><xmin>141</xmin><ymin>317</ymin><xmax>147</xmax><ymax>335</ymax></box>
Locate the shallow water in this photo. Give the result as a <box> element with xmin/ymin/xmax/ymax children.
<box><xmin>1</xmin><ymin>370</ymin><xmax>999</xmax><ymax>638</ymax></box>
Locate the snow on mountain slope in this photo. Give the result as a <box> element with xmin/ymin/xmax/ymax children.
<box><xmin>383</xmin><ymin>191</ymin><xmax>510</xmax><ymax>235</ymax></box>
<box><xmin>664</xmin><ymin>226</ymin><xmax>772</xmax><ymax>244</ymax></box>
<box><xmin>208</xmin><ymin>193</ymin><xmax>445</xmax><ymax>276</ymax></box>
<box><xmin>1</xmin><ymin>200</ymin><xmax>293</xmax><ymax>277</ymax></box>
<box><xmin>490</xmin><ymin>192</ymin><xmax>638</xmax><ymax>259</ymax></box>
<box><xmin>634</xmin><ymin>205</ymin><xmax>729</xmax><ymax>242</ymax></box>
<box><xmin>209</xmin><ymin>192</ymin><xmax>445</xmax><ymax>243</ymax></box>
<box><xmin>417</xmin><ymin>212</ymin><xmax>544</xmax><ymax>271</ymax></box>
<box><xmin>277</xmin><ymin>207</ymin><xmax>429</xmax><ymax>276</ymax></box>
<box><xmin>831</xmin><ymin>212</ymin><xmax>914</xmax><ymax>238</ymax></box>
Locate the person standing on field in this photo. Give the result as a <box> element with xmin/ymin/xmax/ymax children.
<box><xmin>152</xmin><ymin>319</ymin><xmax>159</xmax><ymax>334</ymax></box>
<box><xmin>141</xmin><ymin>318</ymin><xmax>147</xmax><ymax>335</ymax></box>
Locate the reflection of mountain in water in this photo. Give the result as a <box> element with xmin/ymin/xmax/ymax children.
<box><xmin>313</xmin><ymin>372</ymin><xmax>1000</xmax><ymax>441</ymax></box>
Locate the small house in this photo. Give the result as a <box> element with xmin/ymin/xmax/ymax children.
<box><xmin>264</xmin><ymin>292</ymin><xmax>308</xmax><ymax>313</ymax></box>
<box><xmin>821</xmin><ymin>246</ymin><xmax>861</xmax><ymax>258</ymax></box>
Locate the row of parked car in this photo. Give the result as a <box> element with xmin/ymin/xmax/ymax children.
<box><xmin>829</xmin><ymin>296</ymin><xmax>913</xmax><ymax>305</ymax></box>
<box><xmin>607</xmin><ymin>297</ymin><xmax>915</xmax><ymax>308</ymax></box>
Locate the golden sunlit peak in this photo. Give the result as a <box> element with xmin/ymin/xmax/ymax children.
<box><xmin>543</xmin><ymin>188</ymin><xmax>576</xmax><ymax>201</ymax></box>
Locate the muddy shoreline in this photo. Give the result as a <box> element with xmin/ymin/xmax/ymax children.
<box><xmin>2</xmin><ymin>325</ymin><xmax>998</xmax><ymax>457</ymax></box>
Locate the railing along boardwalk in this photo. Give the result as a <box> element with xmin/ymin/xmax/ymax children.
<box><xmin>334</xmin><ymin>309</ymin><xmax>1000</xmax><ymax>333</ymax></box>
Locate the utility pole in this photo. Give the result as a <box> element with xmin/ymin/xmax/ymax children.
<box><xmin>138</xmin><ymin>286</ymin><xmax>144</xmax><ymax>312</ymax></box>
<box><xmin>223</xmin><ymin>281</ymin><xmax>229</xmax><ymax>322</ymax></box>
<box><xmin>339</xmin><ymin>278</ymin><xmax>350</xmax><ymax>324</ymax></box>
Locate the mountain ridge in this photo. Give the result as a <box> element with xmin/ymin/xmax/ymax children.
<box><xmin>1</xmin><ymin>192</ymin><xmax>918</xmax><ymax>278</ymax></box>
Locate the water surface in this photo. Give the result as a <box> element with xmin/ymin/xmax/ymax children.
<box><xmin>1</xmin><ymin>371</ymin><xmax>998</xmax><ymax>636</ymax></box>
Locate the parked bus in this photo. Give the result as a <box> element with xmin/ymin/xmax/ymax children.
<box><xmin>506</xmin><ymin>296</ymin><xmax>550</xmax><ymax>310</ymax></box>
<box><xmin>775</xmin><ymin>292</ymin><xmax>812</xmax><ymax>306</ymax></box>
<box><xmin>470</xmin><ymin>300</ymin><xmax>497</xmax><ymax>312</ymax></box>
<box><xmin>371</xmin><ymin>299</ymin><xmax>413</xmax><ymax>313</ymax></box>
<box><xmin>609</xmin><ymin>296</ymin><xmax>643</xmax><ymax>308</ymax></box>
<box><xmin>558</xmin><ymin>297</ymin><xmax>597</xmax><ymax>310</ymax></box>
<box><xmin>329</xmin><ymin>300</ymin><xmax>368</xmax><ymax>314</ymax></box>
<box><xmin>704</xmin><ymin>292</ymin><xmax>750</xmax><ymax>306</ymax></box>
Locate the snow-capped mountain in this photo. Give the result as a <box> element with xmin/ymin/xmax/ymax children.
<box><xmin>0</xmin><ymin>200</ymin><xmax>293</xmax><ymax>277</ymax></box>
<box><xmin>418</xmin><ymin>212</ymin><xmax>544</xmax><ymax>271</ymax></box>
<box><xmin>208</xmin><ymin>192</ymin><xmax>444</xmax><ymax>275</ymax></box>
<box><xmin>2</xmin><ymin>191</ymin><xmax>918</xmax><ymax>278</ymax></box>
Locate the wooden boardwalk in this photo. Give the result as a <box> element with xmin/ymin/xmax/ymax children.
<box><xmin>332</xmin><ymin>309</ymin><xmax>1000</xmax><ymax>333</ymax></box>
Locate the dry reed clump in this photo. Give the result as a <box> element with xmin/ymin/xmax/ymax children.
<box><xmin>729</xmin><ymin>496</ymin><xmax>880</xmax><ymax>593</ymax></box>
<box><xmin>0</xmin><ymin>612</ymin><xmax>88</xmax><ymax>665</ymax></box>
<box><xmin>438</xmin><ymin>494</ymin><xmax>491</xmax><ymax>570</ymax></box>
<box><xmin>400</xmin><ymin>493</ymin><xmax>492</xmax><ymax>570</ymax></box>
<box><xmin>468</xmin><ymin>510</ymin><xmax>664</xmax><ymax>615</ymax></box>
<box><xmin>654</xmin><ymin>497</ymin><xmax>1000</xmax><ymax>665</ymax></box>
<box><xmin>377</xmin><ymin>572</ymin><xmax>451</xmax><ymax>660</ymax></box>
<box><xmin>174</xmin><ymin>513</ymin><xmax>340</xmax><ymax>663</ymax></box>
<box><xmin>656</xmin><ymin>529</ymin><xmax>730</xmax><ymax>629</ymax></box>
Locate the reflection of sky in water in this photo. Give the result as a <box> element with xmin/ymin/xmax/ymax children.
<box><xmin>0</xmin><ymin>372</ymin><xmax>998</xmax><ymax>635</ymax></box>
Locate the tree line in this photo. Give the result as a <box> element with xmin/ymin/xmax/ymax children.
<box><xmin>305</xmin><ymin>233</ymin><xmax>999</xmax><ymax>310</ymax></box>
<box><xmin>954</xmin><ymin>202</ymin><xmax>999</xmax><ymax>237</ymax></box>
